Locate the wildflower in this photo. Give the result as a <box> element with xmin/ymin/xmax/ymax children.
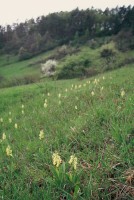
<box><xmin>0</xmin><ymin>118</ymin><xmax>3</xmax><ymax>123</ymax></box>
<box><xmin>45</xmin><ymin>99</ymin><xmax>47</xmax><ymax>103</ymax></box>
<box><xmin>15</xmin><ymin>123</ymin><xmax>18</xmax><ymax>129</ymax></box>
<box><xmin>72</xmin><ymin>84</ymin><xmax>74</xmax><ymax>88</ymax></box>
<box><xmin>94</xmin><ymin>79</ymin><xmax>98</xmax><ymax>85</ymax></box>
<box><xmin>9</xmin><ymin>112</ymin><xmax>11</xmax><ymax>115</ymax></box>
<box><xmin>44</xmin><ymin>102</ymin><xmax>47</xmax><ymax>108</ymax></box>
<box><xmin>83</xmin><ymin>84</ymin><xmax>86</xmax><ymax>87</ymax></box>
<box><xmin>22</xmin><ymin>104</ymin><xmax>24</xmax><ymax>109</ymax></box>
<box><xmin>78</xmin><ymin>85</ymin><xmax>81</xmax><ymax>88</ymax></box>
<box><xmin>75</xmin><ymin>106</ymin><xmax>78</xmax><ymax>110</ymax></box>
<box><xmin>69</xmin><ymin>155</ymin><xmax>77</xmax><ymax>170</ymax></box>
<box><xmin>91</xmin><ymin>91</ymin><xmax>94</xmax><ymax>96</ymax></box>
<box><xmin>52</xmin><ymin>152</ymin><xmax>62</xmax><ymax>167</ymax></box>
<box><xmin>121</xmin><ymin>90</ymin><xmax>125</xmax><ymax>97</ymax></box>
<box><xmin>6</xmin><ymin>145</ymin><xmax>13</xmax><ymax>157</ymax></box>
<box><xmin>65</xmin><ymin>88</ymin><xmax>68</xmax><ymax>92</ymax></box>
<box><xmin>58</xmin><ymin>93</ymin><xmax>61</xmax><ymax>98</ymax></box>
<box><xmin>2</xmin><ymin>133</ymin><xmax>6</xmax><ymax>140</ymax></box>
<box><xmin>47</xmin><ymin>92</ymin><xmax>50</xmax><ymax>96</ymax></box>
<box><xmin>101</xmin><ymin>87</ymin><xmax>104</xmax><ymax>91</ymax></box>
<box><xmin>22</xmin><ymin>110</ymin><xmax>24</xmax><ymax>114</ymax></box>
<box><xmin>9</xmin><ymin>118</ymin><xmax>12</xmax><ymax>123</ymax></box>
<box><xmin>103</xmin><ymin>76</ymin><xmax>105</xmax><ymax>80</ymax></box>
<box><xmin>75</xmin><ymin>85</ymin><xmax>77</xmax><ymax>89</ymax></box>
<box><xmin>88</xmin><ymin>81</ymin><xmax>90</xmax><ymax>84</ymax></box>
<box><xmin>39</xmin><ymin>130</ymin><xmax>44</xmax><ymax>140</ymax></box>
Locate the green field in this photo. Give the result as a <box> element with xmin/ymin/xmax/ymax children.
<box><xmin>0</xmin><ymin>65</ymin><xmax>134</xmax><ymax>199</ymax></box>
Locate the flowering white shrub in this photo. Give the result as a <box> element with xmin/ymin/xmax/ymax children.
<box><xmin>41</xmin><ymin>59</ymin><xmax>57</xmax><ymax>77</ymax></box>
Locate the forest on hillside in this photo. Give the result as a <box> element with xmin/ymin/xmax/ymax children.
<box><xmin>0</xmin><ymin>6</ymin><xmax>134</xmax><ymax>60</ymax></box>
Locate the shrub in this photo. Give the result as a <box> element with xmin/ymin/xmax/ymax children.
<box><xmin>41</xmin><ymin>59</ymin><xmax>57</xmax><ymax>77</ymax></box>
<box><xmin>100</xmin><ymin>48</ymin><xmax>116</xmax><ymax>70</ymax></box>
<box><xmin>115</xmin><ymin>30</ymin><xmax>134</xmax><ymax>51</ymax></box>
<box><xmin>57</xmin><ymin>58</ymin><xmax>91</xmax><ymax>79</ymax></box>
<box><xmin>84</xmin><ymin>68</ymin><xmax>98</xmax><ymax>77</ymax></box>
<box><xmin>18</xmin><ymin>47</ymin><xmax>32</xmax><ymax>61</ymax></box>
<box><xmin>100</xmin><ymin>48</ymin><xmax>115</xmax><ymax>59</ymax></box>
<box><xmin>0</xmin><ymin>75</ymin><xmax>40</xmax><ymax>88</ymax></box>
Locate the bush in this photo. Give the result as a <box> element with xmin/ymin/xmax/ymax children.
<box><xmin>0</xmin><ymin>75</ymin><xmax>40</xmax><ymax>88</ymax></box>
<box><xmin>100</xmin><ymin>48</ymin><xmax>116</xmax><ymax>70</ymax></box>
<box><xmin>115</xmin><ymin>31</ymin><xmax>134</xmax><ymax>52</ymax></box>
<box><xmin>57</xmin><ymin>58</ymin><xmax>91</xmax><ymax>79</ymax></box>
<box><xmin>100</xmin><ymin>48</ymin><xmax>115</xmax><ymax>58</ymax></box>
<box><xmin>84</xmin><ymin>68</ymin><xmax>98</xmax><ymax>77</ymax></box>
<box><xmin>18</xmin><ymin>47</ymin><xmax>32</xmax><ymax>61</ymax></box>
<box><xmin>118</xmin><ymin>57</ymin><xmax>134</xmax><ymax>68</ymax></box>
<box><xmin>41</xmin><ymin>59</ymin><xmax>57</xmax><ymax>77</ymax></box>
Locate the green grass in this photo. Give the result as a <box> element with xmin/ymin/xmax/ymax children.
<box><xmin>0</xmin><ymin>65</ymin><xmax>134</xmax><ymax>199</ymax></box>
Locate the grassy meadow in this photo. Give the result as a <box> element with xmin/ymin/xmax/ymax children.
<box><xmin>0</xmin><ymin>65</ymin><xmax>134</xmax><ymax>199</ymax></box>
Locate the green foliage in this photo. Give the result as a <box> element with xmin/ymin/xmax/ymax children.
<box><xmin>18</xmin><ymin>47</ymin><xmax>32</xmax><ymax>61</ymax></box>
<box><xmin>58</xmin><ymin>57</ymin><xmax>91</xmax><ymax>79</ymax></box>
<box><xmin>115</xmin><ymin>30</ymin><xmax>134</xmax><ymax>51</ymax></box>
<box><xmin>51</xmin><ymin>162</ymin><xmax>81</xmax><ymax>199</ymax></box>
<box><xmin>100</xmin><ymin>47</ymin><xmax>117</xmax><ymax>70</ymax></box>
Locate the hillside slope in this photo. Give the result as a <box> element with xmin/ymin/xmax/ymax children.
<box><xmin>0</xmin><ymin>40</ymin><xmax>134</xmax><ymax>88</ymax></box>
<box><xmin>0</xmin><ymin>66</ymin><xmax>134</xmax><ymax>199</ymax></box>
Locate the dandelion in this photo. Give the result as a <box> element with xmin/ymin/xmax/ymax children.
<box><xmin>39</xmin><ymin>130</ymin><xmax>44</xmax><ymax>140</ymax></box>
<box><xmin>22</xmin><ymin>104</ymin><xmax>24</xmax><ymax>109</ymax></box>
<box><xmin>0</xmin><ymin>118</ymin><xmax>3</xmax><ymax>123</ymax></box>
<box><xmin>52</xmin><ymin>152</ymin><xmax>62</xmax><ymax>167</ymax></box>
<box><xmin>69</xmin><ymin>155</ymin><xmax>77</xmax><ymax>170</ymax></box>
<box><xmin>44</xmin><ymin>102</ymin><xmax>47</xmax><ymax>108</ymax></box>
<box><xmin>2</xmin><ymin>133</ymin><xmax>6</xmax><ymax>140</ymax></box>
<box><xmin>9</xmin><ymin>118</ymin><xmax>12</xmax><ymax>123</ymax></box>
<box><xmin>121</xmin><ymin>90</ymin><xmax>125</xmax><ymax>97</ymax></box>
<box><xmin>6</xmin><ymin>145</ymin><xmax>13</xmax><ymax>157</ymax></box>
<box><xmin>22</xmin><ymin>110</ymin><xmax>24</xmax><ymax>115</ymax></box>
<box><xmin>91</xmin><ymin>91</ymin><xmax>95</xmax><ymax>96</ymax></box>
<box><xmin>75</xmin><ymin>106</ymin><xmax>78</xmax><ymax>110</ymax></box>
<box><xmin>15</xmin><ymin>123</ymin><xmax>18</xmax><ymax>129</ymax></box>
